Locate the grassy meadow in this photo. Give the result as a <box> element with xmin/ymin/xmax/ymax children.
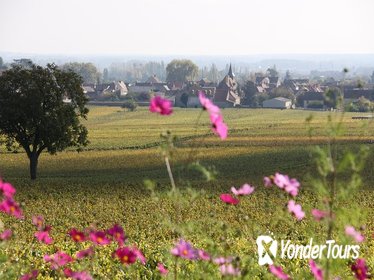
<box><xmin>0</xmin><ymin>106</ymin><xmax>373</xmax><ymax>279</ymax></box>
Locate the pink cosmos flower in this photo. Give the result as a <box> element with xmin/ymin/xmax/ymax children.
<box><xmin>0</xmin><ymin>198</ymin><xmax>23</xmax><ymax>219</ymax></box>
<box><xmin>133</xmin><ymin>246</ymin><xmax>146</xmax><ymax>265</ymax></box>
<box><xmin>351</xmin><ymin>258</ymin><xmax>368</xmax><ymax>280</ymax></box>
<box><xmin>273</xmin><ymin>173</ymin><xmax>289</xmax><ymax>188</ymax></box>
<box><xmin>32</xmin><ymin>215</ymin><xmax>44</xmax><ymax>230</ymax></box>
<box><xmin>231</xmin><ymin>183</ymin><xmax>255</xmax><ymax>196</ymax></box>
<box><xmin>170</xmin><ymin>239</ymin><xmax>197</xmax><ymax>259</ymax></box>
<box><xmin>274</xmin><ymin>173</ymin><xmax>300</xmax><ymax>196</ymax></box>
<box><xmin>311</xmin><ymin>209</ymin><xmax>330</xmax><ymax>221</ymax></box>
<box><xmin>149</xmin><ymin>96</ymin><xmax>173</xmax><ymax>115</ymax></box>
<box><xmin>44</xmin><ymin>251</ymin><xmax>73</xmax><ymax>270</ymax></box>
<box><xmin>157</xmin><ymin>263</ymin><xmax>169</xmax><ymax>276</ymax></box>
<box><xmin>0</xmin><ymin>180</ymin><xmax>16</xmax><ymax>198</ymax></box>
<box><xmin>287</xmin><ymin>200</ymin><xmax>305</xmax><ymax>221</ymax></box>
<box><xmin>345</xmin><ymin>226</ymin><xmax>365</xmax><ymax>243</ymax></box>
<box><xmin>69</xmin><ymin>228</ymin><xmax>86</xmax><ymax>242</ymax></box>
<box><xmin>220</xmin><ymin>194</ymin><xmax>239</xmax><ymax>205</ymax></box>
<box><xmin>76</xmin><ymin>247</ymin><xmax>94</xmax><ymax>259</ymax></box>
<box><xmin>113</xmin><ymin>247</ymin><xmax>137</xmax><ymax>265</ymax></box>
<box><xmin>210</xmin><ymin>113</ymin><xmax>228</xmax><ymax>140</ymax></box>
<box><xmin>219</xmin><ymin>264</ymin><xmax>241</xmax><ymax>276</ymax></box>
<box><xmin>0</xmin><ymin>229</ymin><xmax>12</xmax><ymax>241</ymax></box>
<box><xmin>20</xmin><ymin>270</ymin><xmax>38</xmax><ymax>280</ymax></box>
<box><xmin>284</xmin><ymin>178</ymin><xmax>300</xmax><ymax>197</ymax></box>
<box><xmin>89</xmin><ymin>231</ymin><xmax>110</xmax><ymax>245</ymax></box>
<box><xmin>35</xmin><ymin>226</ymin><xmax>53</xmax><ymax>245</ymax></box>
<box><xmin>197</xmin><ymin>249</ymin><xmax>210</xmax><ymax>261</ymax></box>
<box><xmin>264</xmin><ymin>176</ymin><xmax>272</xmax><ymax>187</ymax></box>
<box><xmin>213</xmin><ymin>256</ymin><xmax>233</xmax><ymax>265</ymax></box>
<box><xmin>64</xmin><ymin>268</ymin><xmax>93</xmax><ymax>280</ymax></box>
<box><xmin>198</xmin><ymin>91</ymin><xmax>220</xmax><ymax>116</ymax></box>
<box><xmin>107</xmin><ymin>224</ymin><xmax>126</xmax><ymax>246</ymax></box>
<box><xmin>309</xmin><ymin>260</ymin><xmax>324</xmax><ymax>280</ymax></box>
<box><xmin>269</xmin><ymin>265</ymin><xmax>290</xmax><ymax>280</ymax></box>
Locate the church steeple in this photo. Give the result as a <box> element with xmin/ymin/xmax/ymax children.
<box><xmin>228</xmin><ymin>63</ymin><xmax>235</xmax><ymax>79</ymax></box>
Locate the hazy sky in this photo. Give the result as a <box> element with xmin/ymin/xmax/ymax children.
<box><xmin>1</xmin><ymin>0</ymin><xmax>374</xmax><ymax>55</ymax></box>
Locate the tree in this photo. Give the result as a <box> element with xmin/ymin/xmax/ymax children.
<box><xmin>266</xmin><ymin>65</ymin><xmax>278</xmax><ymax>77</ymax></box>
<box><xmin>103</xmin><ymin>68</ymin><xmax>109</xmax><ymax>82</ymax></box>
<box><xmin>166</xmin><ymin>59</ymin><xmax>198</xmax><ymax>82</ymax></box>
<box><xmin>349</xmin><ymin>96</ymin><xmax>373</xmax><ymax>112</ymax></box>
<box><xmin>61</xmin><ymin>62</ymin><xmax>101</xmax><ymax>84</ymax></box>
<box><xmin>122</xmin><ymin>99</ymin><xmax>138</xmax><ymax>112</ymax></box>
<box><xmin>242</xmin><ymin>81</ymin><xmax>258</xmax><ymax>106</ymax></box>
<box><xmin>0</xmin><ymin>57</ymin><xmax>3</xmax><ymax>68</ymax></box>
<box><xmin>0</xmin><ymin>63</ymin><xmax>89</xmax><ymax>179</ymax></box>
<box><xmin>207</xmin><ymin>63</ymin><xmax>219</xmax><ymax>83</ymax></box>
<box><xmin>269</xmin><ymin>86</ymin><xmax>295</xmax><ymax>100</ymax></box>
<box><xmin>324</xmin><ymin>87</ymin><xmax>343</xmax><ymax>110</ymax></box>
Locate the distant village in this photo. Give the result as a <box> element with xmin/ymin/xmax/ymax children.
<box><xmin>2</xmin><ymin>58</ymin><xmax>374</xmax><ymax>111</ymax></box>
<box><xmin>83</xmin><ymin>64</ymin><xmax>374</xmax><ymax>112</ymax></box>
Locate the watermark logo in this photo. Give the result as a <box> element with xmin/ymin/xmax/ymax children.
<box><xmin>256</xmin><ymin>235</ymin><xmax>278</xmax><ymax>265</ymax></box>
<box><xmin>256</xmin><ymin>236</ymin><xmax>360</xmax><ymax>266</ymax></box>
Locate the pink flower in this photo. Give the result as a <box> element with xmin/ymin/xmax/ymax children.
<box><xmin>89</xmin><ymin>231</ymin><xmax>110</xmax><ymax>245</ymax></box>
<box><xmin>0</xmin><ymin>229</ymin><xmax>12</xmax><ymax>241</ymax></box>
<box><xmin>35</xmin><ymin>226</ymin><xmax>53</xmax><ymax>245</ymax></box>
<box><xmin>287</xmin><ymin>200</ymin><xmax>305</xmax><ymax>221</ymax></box>
<box><xmin>284</xmin><ymin>178</ymin><xmax>300</xmax><ymax>197</ymax></box>
<box><xmin>107</xmin><ymin>224</ymin><xmax>126</xmax><ymax>246</ymax></box>
<box><xmin>0</xmin><ymin>180</ymin><xmax>16</xmax><ymax>198</ymax></box>
<box><xmin>231</xmin><ymin>183</ymin><xmax>255</xmax><ymax>196</ymax></box>
<box><xmin>311</xmin><ymin>209</ymin><xmax>330</xmax><ymax>221</ymax></box>
<box><xmin>171</xmin><ymin>239</ymin><xmax>197</xmax><ymax>260</ymax></box>
<box><xmin>273</xmin><ymin>173</ymin><xmax>289</xmax><ymax>188</ymax></box>
<box><xmin>113</xmin><ymin>247</ymin><xmax>137</xmax><ymax>265</ymax></box>
<box><xmin>64</xmin><ymin>268</ymin><xmax>92</xmax><ymax>280</ymax></box>
<box><xmin>76</xmin><ymin>247</ymin><xmax>94</xmax><ymax>259</ymax></box>
<box><xmin>345</xmin><ymin>226</ymin><xmax>365</xmax><ymax>243</ymax></box>
<box><xmin>210</xmin><ymin>114</ymin><xmax>228</xmax><ymax>140</ymax></box>
<box><xmin>157</xmin><ymin>263</ymin><xmax>169</xmax><ymax>276</ymax></box>
<box><xmin>219</xmin><ymin>264</ymin><xmax>241</xmax><ymax>276</ymax></box>
<box><xmin>197</xmin><ymin>249</ymin><xmax>210</xmax><ymax>261</ymax></box>
<box><xmin>274</xmin><ymin>173</ymin><xmax>300</xmax><ymax>196</ymax></box>
<box><xmin>263</xmin><ymin>176</ymin><xmax>272</xmax><ymax>187</ymax></box>
<box><xmin>133</xmin><ymin>246</ymin><xmax>146</xmax><ymax>265</ymax></box>
<box><xmin>198</xmin><ymin>92</ymin><xmax>220</xmax><ymax>116</ymax></box>
<box><xmin>149</xmin><ymin>96</ymin><xmax>173</xmax><ymax>115</ymax></box>
<box><xmin>0</xmin><ymin>198</ymin><xmax>23</xmax><ymax>219</ymax></box>
<box><xmin>32</xmin><ymin>215</ymin><xmax>44</xmax><ymax>230</ymax></box>
<box><xmin>269</xmin><ymin>265</ymin><xmax>290</xmax><ymax>280</ymax></box>
<box><xmin>44</xmin><ymin>251</ymin><xmax>73</xmax><ymax>270</ymax></box>
<box><xmin>220</xmin><ymin>194</ymin><xmax>239</xmax><ymax>205</ymax></box>
<box><xmin>309</xmin><ymin>260</ymin><xmax>323</xmax><ymax>280</ymax></box>
<box><xmin>213</xmin><ymin>256</ymin><xmax>233</xmax><ymax>265</ymax></box>
<box><xmin>20</xmin><ymin>270</ymin><xmax>38</xmax><ymax>280</ymax></box>
<box><xmin>351</xmin><ymin>258</ymin><xmax>368</xmax><ymax>280</ymax></box>
<box><xmin>69</xmin><ymin>228</ymin><xmax>86</xmax><ymax>242</ymax></box>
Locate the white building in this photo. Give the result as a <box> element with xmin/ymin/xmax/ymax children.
<box><xmin>263</xmin><ymin>97</ymin><xmax>292</xmax><ymax>109</ymax></box>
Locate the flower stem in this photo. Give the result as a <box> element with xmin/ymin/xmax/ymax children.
<box><xmin>165</xmin><ymin>156</ymin><xmax>176</xmax><ymax>191</ymax></box>
<box><xmin>174</xmin><ymin>257</ymin><xmax>178</xmax><ymax>280</ymax></box>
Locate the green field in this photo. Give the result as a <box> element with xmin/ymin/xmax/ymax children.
<box><xmin>0</xmin><ymin>106</ymin><xmax>373</xmax><ymax>279</ymax></box>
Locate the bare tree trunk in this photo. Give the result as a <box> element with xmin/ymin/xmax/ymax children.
<box><xmin>29</xmin><ymin>152</ymin><xmax>38</xmax><ymax>180</ymax></box>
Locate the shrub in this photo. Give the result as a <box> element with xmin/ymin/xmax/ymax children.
<box><xmin>122</xmin><ymin>99</ymin><xmax>138</xmax><ymax>112</ymax></box>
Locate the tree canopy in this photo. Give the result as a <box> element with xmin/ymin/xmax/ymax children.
<box><xmin>0</xmin><ymin>63</ymin><xmax>89</xmax><ymax>179</ymax></box>
<box><xmin>61</xmin><ymin>62</ymin><xmax>101</xmax><ymax>84</ymax></box>
<box><xmin>166</xmin><ymin>59</ymin><xmax>198</xmax><ymax>82</ymax></box>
